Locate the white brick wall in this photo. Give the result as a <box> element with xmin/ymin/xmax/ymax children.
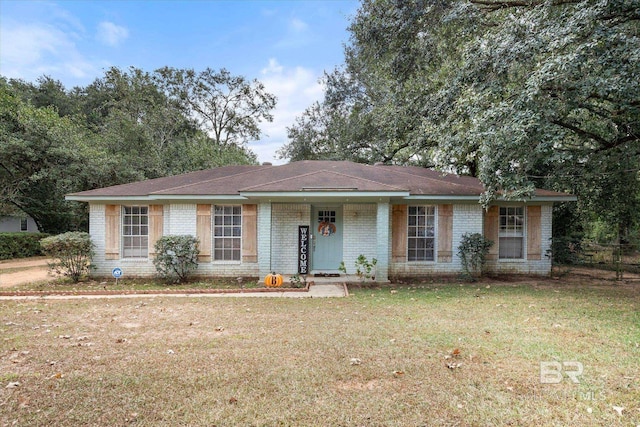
<box><xmin>342</xmin><ymin>204</ymin><xmax>377</xmax><ymax>275</ymax></box>
<box><xmin>389</xmin><ymin>203</ymin><xmax>485</xmax><ymax>277</ymax></box>
<box><xmin>88</xmin><ymin>201</ymin><xmax>553</xmax><ymax>279</ymax></box>
<box><xmin>166</xmin><ymin>204</ymin><xmax>197</xmax><ymax>235</ymax></box>
<box><xmin>89</xmin><ymin>202</ymin><xmax>259</xmax><ymax>279</ymax></box>
<box><xmin>271</xmin><ymin>203</ymin><xmax>310</xmax><ymax>274</ymax></box>
<box><xmin>487</xmin><ymin>204</ymin><xmax>553</xmax><ymax>275</ymax></box>
<box><xmin>88</xmin><ymin>203</ymin><xmax>157</xmax><ymax>277</ymax></box>
<box><xmin>257</xmin><ymin>202</ymin><xmax>272</xmax><ymax>278</ymax></box>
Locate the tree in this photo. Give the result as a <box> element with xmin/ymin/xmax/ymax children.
<box><xmin>455</xmin><ymin>0</ymin><xmax>640</xmax><ymax>240</ymax></box>
<box><xmin>284</xmin><ymin>0</ymin><xmax>640</xmax><ymax>242</ymax></box>
<box><xmin>0</xmin><ymin>79</ymin><xmax>103</xmax><ymax>233</ymax></box>
<box><xmin>155</xmin><ymin>67</ymin><xmax>277</xmax><ymax>148</ymax></box>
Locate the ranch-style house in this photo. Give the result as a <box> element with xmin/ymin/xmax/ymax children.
<box><xmin>66</xmin><ymin>160</ymin><xmax>575</xmax><ymax>282</ymax></box>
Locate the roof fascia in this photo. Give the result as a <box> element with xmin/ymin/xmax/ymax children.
<box><xmin>240</xmin><ymin>191</ymin><xmax>409</xmax><ymax>199</ymax></box>
<box><xmin>65</xmin><ymin>195</ymin><xmax>248</xmax><ymax>203</ymax></box>
<box><xmin>403</xmin><ymin>195</ymin><xmax>576</xmax><ymax>202</ymax></box>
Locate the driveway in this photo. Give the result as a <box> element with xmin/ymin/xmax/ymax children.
<box><xmin>0</xmin><ymin>257</ymin><xmax>52</xmax><ymax>288</ymax></box>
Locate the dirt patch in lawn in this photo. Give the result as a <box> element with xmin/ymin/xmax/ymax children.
<box><xmin>0</xmin><ymin>257</ymin><xmax>53</xmax><ymax>288</ymax></box>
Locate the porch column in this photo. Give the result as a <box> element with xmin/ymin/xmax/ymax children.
<box><xmin>257</xmin><ymin>202</ymin><xmax>272</xmax><ymax>280</ymax></box>
<box><xmin>376</xmin><ymin>202</ymin><xmax>390</xmax><ymax>282</ymax></box>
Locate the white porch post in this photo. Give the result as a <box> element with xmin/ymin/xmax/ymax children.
<box><xmin>376</xmin><ymin>201</ymin><xmax>390</xmax><ymax>282</ymax></box>
<box><xmin>257</xmin><ymin>202</ymin><xmax>272</xmax><ymax>280</ymax></box>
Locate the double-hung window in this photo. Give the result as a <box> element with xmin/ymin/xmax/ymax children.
<box><xmin>407</xmin><ymin>206</ymin><xmax>435</xmax><ymax>261</ymax></box>
<box><xmin>214</xmin><ymin>205</ymin><xmax>241</xmax><ymax>261</ymax></box>
<box><xmin>20</xmin><ymin>218</ymin><xmax>28</xmax><ymax>232</ymax></box>
<box><xmin>499</xmin><ymin>207</ymin><xmax>524</xmax><ymax>259</ymax></box>
<box><xmin>122</xmin><ymin>206</ymin><xmax>148</xmax><ymax>258</ymax></box>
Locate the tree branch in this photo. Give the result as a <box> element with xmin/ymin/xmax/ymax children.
<box><xmin>470</xmin><ymin>0</ymin><xmax>580</xmax><ymax>11</ymax></box>
<box><xmin>550</xmin><ymin>119</ymin><xmax>609</xmax><ymax>146</ymax></box>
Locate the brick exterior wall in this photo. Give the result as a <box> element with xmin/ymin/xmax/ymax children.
<box><xmin>389</xmin><ymin>204</ymin><xmax>484</xmax><ymax>277</ymax></box>
<box><xmin>270</xmin><ymin>203</ymin><xmax>311</xmax><ymax>274</ymax></box>
<box><xmin>486</xmin><ymin>204</ymin><xmax>552</xmax><ymax>275</ymax></box>
<box><xmin>342</xmin><ymin>204</ymin><xmax>377</xmax><ymax>275</ymax></box>
<box><xmin>88</xmin><ymin>201</ymin><xmax>553</xmax><ymax>279</ymax></box>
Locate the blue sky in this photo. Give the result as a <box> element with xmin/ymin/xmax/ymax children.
<box><xmin>0</xmin><ymin>0</ymin><xmax>359</xmax><ymax>163</ymax></box>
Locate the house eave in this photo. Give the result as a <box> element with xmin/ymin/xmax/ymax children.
<box><xmin>65</xmin><ymin>195</ymin><xmax>249</xmax><ymax>203</ymax></box>
<box><xmin>239</xmin><ymin>191</ymin><xmax>410</xmax><ymax>202</ymax></box>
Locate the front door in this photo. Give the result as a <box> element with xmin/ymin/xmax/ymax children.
<box><xmin>312</xmin><ymin>206</ymin><xmax>343</xmax><ymax>271</ymax></box>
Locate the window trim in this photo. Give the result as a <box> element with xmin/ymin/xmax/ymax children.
<box><xmin>498</xmin><ymin>206</ymin><xmax>525</xmax><ymax>260</ymax></box>
<box><xmin>406</xmin><ymin>205</ymin><xmax>436</xmax><ymax>262</ymax></box>
<box><xmin>20</xmin><ymin>218</ymin><xmax>28</xmax><ymax>232</ymax></box>
<box><xmin>121</xmin><ymin>205</ymin><xmax>149</xmax><ymax>259</ymax></box>
<box><xmin>213</xmin><ymin>205</ymin><xmax>242</xmax><ymax>262</ymax></box>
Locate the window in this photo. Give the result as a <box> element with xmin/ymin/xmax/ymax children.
<box><xmin>214</xmin><ymin>205</ymin><xmax>241</xmax><ymax>261</ymax></box>
<box><xmin>499</xmin><ymin>206</ymin><xmax>524</xmax><ymax>259</ymax></box>
<box><xmin>407</xmin><ymin>206</ymin><xmax>435</xmax><ymax>261</ymax></box>
<box><xmin>20</xmin><ymin>218</ymin><xmax>28</xmax><ymax>232</ymax></box>
<box><xmin>122</xmin><ymin>206</ymin><xmax>148</xmax><ymax>258</ymax></box>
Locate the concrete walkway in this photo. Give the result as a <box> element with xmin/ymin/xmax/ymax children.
<box><xmin>0</xmin><ymin>283</ymin><xmax>348</xmax><ymax>300</ymax></box>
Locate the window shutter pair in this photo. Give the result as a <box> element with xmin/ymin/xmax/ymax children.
<box><xmin>391</xmin><ymin>204</ymin><xmax>453</xmax><ymax>263</ymax></box>
<box><xmin>104</xmin><ymin>204</ymin><xmax>163</xmax><ymax>259</ymax></box>
<box><xmin>194</xmin><ymin>204</ymin><xmax>257</xmax><ymax>263</ymax></box>
<box><xmin>483</xmin><ymin>205</ymin><xmax>542</xmax><ymax>260</ymax></box>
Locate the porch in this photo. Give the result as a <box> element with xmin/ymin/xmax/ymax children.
<box><xmin>257</xmin><ymin>201</ymin><xmax>390</xmax><ymax>282</ymax></box>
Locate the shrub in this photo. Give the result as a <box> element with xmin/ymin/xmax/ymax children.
<box><xmin>153</xmin><ymin>235</ymin><xmax>199</xmax><ymax>283</ymax></box>
<box><xmin>40</xmin><ymin>232</ymin><xmax>94</xmax><ymax>283</ymax></box>
<box><xmin>355</xmin><ymin>254</ymin><xmax>377</xmax><ymax>281</ymax></box>
<box><xmin>0</xmin><ymin>232</ymin><xmax>50</xmax><ymax>260</ymax></box>
<box><xmin>458</xmin><ymin>233</ymin><xmax>493</xmax><ymax>280</ymax></box>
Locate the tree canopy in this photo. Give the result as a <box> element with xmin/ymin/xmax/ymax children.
<box><xmin>281</xmin><ymin>0</ymin><xmax>640</xmax><ymax>241</ymax></box>
<box><xmin>0</xmin><ymin>66</ymin><xmax>274</xmax><ymax>233</ymax></box>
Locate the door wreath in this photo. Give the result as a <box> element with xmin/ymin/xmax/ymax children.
<box><xmin>318</xmin><ymin>220</ymin><xmax>337</xmax><ymax>236</ymax></box>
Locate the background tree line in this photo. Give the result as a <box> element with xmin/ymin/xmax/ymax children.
<box><xmin>280</xmin><ymin>0</ymin><xmax>640</xmax><ymax>249</ymax></box>
<box><xmin>0</xmin><ymin>67</ymin><xmax>276</xmax><ymax>233</ymax></box>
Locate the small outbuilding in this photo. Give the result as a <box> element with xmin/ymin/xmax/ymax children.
<box><xmin>66</xmin><ymin>160</ymin><xmax>575</xmax><ymax>281</ymax></box>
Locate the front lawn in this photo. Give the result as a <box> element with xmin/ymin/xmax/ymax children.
<box><xmin>2</xmin><ymin>277</ymin><xmax>264</xmax><ymax>293</ymax></box>
<box><xmin>0</xmin><ymin>278</ymin><xmax>638</xmax><ymax>426</ymax></box>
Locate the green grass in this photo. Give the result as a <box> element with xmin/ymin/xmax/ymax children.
<box><xmin>0</xmin><ymin>279</ymin><xmax>638</xmax><ymax>426</ymax></box>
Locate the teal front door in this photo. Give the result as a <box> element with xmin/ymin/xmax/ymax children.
<box><xmin>312</xmin><ymin>206</ymin><xmax>343</xmax><ymax>271</ymax></box>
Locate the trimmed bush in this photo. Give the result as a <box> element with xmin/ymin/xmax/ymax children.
<box><xmin>40</xmin><ymin>232</ymin><xmax>94</xmax><ymax>283</ymax></box>
<box><xmin>458</xmin><ymin>232</ymin><xmax>493</xmax><ymax>280</ymax></box>
<box><xmin>0</xmin><ymin>232</ymin><xmax>50</xmax><ymax>260</ymax></box>
<box><xmin>153</xmin><ymin>235</ymin><xmax>199</xmax><ymax>284</ymax></box>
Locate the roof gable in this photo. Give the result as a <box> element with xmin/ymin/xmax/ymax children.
<box><xmin>240</xmin><ymin>170</ymin><xmax>406</xmax><ymax>192</ymax></box>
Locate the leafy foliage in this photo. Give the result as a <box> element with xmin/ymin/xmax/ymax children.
<box><xmin>40</xmin><ymin>232</ymin><xmax>94</xmax><ymax>283</ymax></box>
<box><xmin>354</xmin><ymin>254</ymin><xmax>377</xmax><ymax>281</ymax></box>
<box><xmin>0</xmin><ymin>65</ymin><xmax>268</xmax><ymax>233</ymax></box>
<box><xmin>283</xmin><ymin>0</ymin><xmax>639</xmax><ymax>242</ymax></box>
<box><xmin>0</xmin><ymin>232</ymin><xmax>50</xmax><ymax>260</ymax></box>
<box><xmin>155</xmin><ymin>67</ymin><xmax>277</xmax><ymax>148</ymax></box>
<box><xmin>457</xmin><ymin>232</ymin><xmax>493</xmax><ymax>279</ymax></box>
<box><xmin>153</xmin><ymin>235</ymin><xmax>200</xmax><ymax>284</ymax></box>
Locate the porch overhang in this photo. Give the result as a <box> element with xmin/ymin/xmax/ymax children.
<box><xmin>239</xmin><ymin>191</ymin><xmax>410</xmax><ymax>203</ymax></box>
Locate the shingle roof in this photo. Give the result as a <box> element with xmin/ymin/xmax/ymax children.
<box><xmin>66</xmin><ymin>160</ymin><xmax>574</xmax><ymax>200</ymax></box>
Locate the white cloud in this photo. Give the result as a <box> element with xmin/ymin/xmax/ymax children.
<box><xmin>290</xmin><ymin>18</ymin><xmax>309</xmax><ymax>33</ymax></box>
<box><xmin>274</xmin><ymin>17</ymin><xmax>313</xmax><ymax>49</ymax></box>
<box><xmin>0</xmin><ymin>20</ymin><xmax>100</xmax><ymax>82</ymax></box>
<box><xmin>249</xmin><ymin>59</ymin><xmax>325</xmax><ymax>164</ymax></box>
<box><xmin>96</xmin><ymin>21</ymin><xmax>129</xmax><ymax>47</ymax></box>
